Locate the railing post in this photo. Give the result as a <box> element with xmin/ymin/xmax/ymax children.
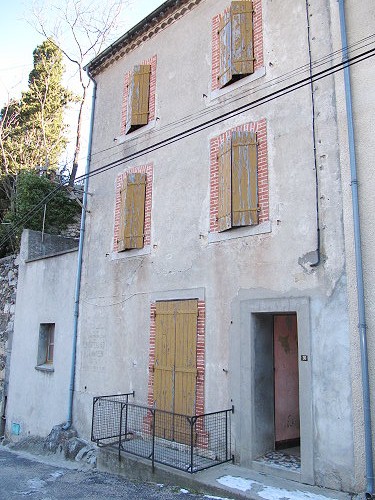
<box><xmin>225</xmin><ymin>410</ymin><xmax>229</xmax><ymax>461</ymax></box>
<box><xmin>124</xmin><ymin>400</ymin><xmax>129</xmax><ymax>441</ymax></box>
<box><xmin>231</xmin><ymin>406</ymin><xmax>234</xmax><ymax>463</ymax></box>
<box><xmin>91</xmin><ymin>397</ymin><xmax>98</xmax><ymax>443</ymax></box>
<box><xmin>151</xmin><ymin>409</ymin><xmax>156</xmax><ymax>473</ymax></box>
<box><xmin>119</xmin><ymin>402</ymin><xmax>124</xmax><ymax>462</ymax></box>
<box><xmin>190</xmin><ymin>416</ymin><xmax>196</xmax><ymax>473</ymax></box>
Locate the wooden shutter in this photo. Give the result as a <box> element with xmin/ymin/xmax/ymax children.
<box><xmin>218</xmin><ymin>11</ymin><xmax>232</xmax><ymax>88</ymax></box>
<box><xmin>153</xmin><ymin>300</ymin><xmax>198</xmax><ymax>443</ymax></box>
<box><xmin>174</xmin><ymin>300</ymin><xmax>198</xmax><ymax>418</ymax></box>
<box><xmin>117</xmin><ymin>172</ymin><xmax>146</xmax><ymax>251</ymax></box>
<box><xmin>125</xmin><ymin>64</ymin><xmax>151</xmax><ymax>134</ymax></box>
<box><xmin>217</xmin><ymin>136</ymin><xmax>232</xmax><ymax>232</ymax></box>
<box><xmin>231</xmin><ymin>130</ymin><xmax>258</xmax><ymax>226</ymax></box>
<box><xmin>231</xmin><ymin>1</ymin><xmax>254</xmax><ymax>77</ymax></box>
<box><xmin>218</xmin><ymin>1</ymin><xmax>254</xmax><ymax>88</ymax></box>
<box><xmin>117</xmin><ymin>182</ymin><xmax>127</xmax><ymax>252</ymax></box>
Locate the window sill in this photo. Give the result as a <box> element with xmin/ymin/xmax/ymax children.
<box><xmin>208</xmin><ymin>220</ymin><xmax>271</xmax><ymax>244</ymax></box>
<box><xmin>115</xmin><ymin>119</ymin><xmax>156</xmax><ymax>144</ymax></box>
<box><xmin>209</xmin><ymin>66</ymin><xmax>266</xmax><ymax>102</ymax></box>
<box><xmin>111</xmin><ymin>245</ymin><xmax>151</xmax><ymax>260</ymax></box>
<box><xmin>35</xmin><ymin>364</ymin><xmax>54</xmax><ymax>373</ymax></box>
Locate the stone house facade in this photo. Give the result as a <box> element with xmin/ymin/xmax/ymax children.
<box><xmin>4</xmin><ymin>0</ymin><xmax>375</xmax><ymax>494</ymax></box>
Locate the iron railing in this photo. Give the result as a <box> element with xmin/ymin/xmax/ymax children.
<box><xmin>91</xmin><ymin>392</ymin><xmax>134</xmax><ymax>447</ymax></box>
<box><xmin>91</xmin><ymin>392</ymin><xmax>234</xmax><ymax>473</ymax></box>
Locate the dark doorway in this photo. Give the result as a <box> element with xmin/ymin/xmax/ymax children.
<box><xmin>273</xmin><ymin>314</ymin><xmax>300</xmax><ymax>451</ymax></box>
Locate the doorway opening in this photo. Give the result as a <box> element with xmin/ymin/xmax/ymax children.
<box><xmin>252</xmin><ymin>312</ymin><xmax>300</xmax><ymax>471</ymax></box>
<box><xmin>273</xmin><ymin>314</ymin><xmax>300</xmax><ymax>456</ymax></box>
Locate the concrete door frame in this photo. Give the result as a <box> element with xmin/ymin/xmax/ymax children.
<box><xmin>230</xmin><ymin>296</ymin><xmax>314</xmax><ymax>485</ymax></box>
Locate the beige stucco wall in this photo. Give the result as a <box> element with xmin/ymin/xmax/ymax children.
<box><xmin>71</xmin><ymin>0</ymin><xmax>367</xmax><ymax>492</ymax></box>
<box><xmin>5</xmin><ymin>231</ymin><xmax>78</xmax><ymax>438</ymax></box>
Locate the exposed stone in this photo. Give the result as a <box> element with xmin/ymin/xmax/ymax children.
<box><xmin>43</xmin><ymin>424</ymin><xmax>77</xmax><ymax>454</ymax></box>
<box><xmin>0</xmin><ymin>254</ymin><xmax>18</xmax><ymax>416</ymax></box>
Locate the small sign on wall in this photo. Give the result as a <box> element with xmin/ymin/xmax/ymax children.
<box><xmin>11</xmin><ymin>422</ymin><xmax>20</xmax><ymax>435</ymax></box>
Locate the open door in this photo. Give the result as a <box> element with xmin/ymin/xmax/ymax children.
<box><xmin>273</xmin><ymin>314</ymin><xmax>300</xmax><ymax>450</ymax></box>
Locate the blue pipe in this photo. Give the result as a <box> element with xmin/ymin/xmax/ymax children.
<box><xmin>63</xmin><ymin>73</ymin><xmax>97</xmax><ymax>430</ymax></box>
<box><xmin>338</xmin><ymin>0</ymin><xmax>374</xmax><ymax>494</ymax></box>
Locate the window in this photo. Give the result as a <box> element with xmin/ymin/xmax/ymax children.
<box><xmin>218</xmin><ymin>1</ymin><xmax>254</xmax><ymax>88</ymax></box>
<box><xmin>114</xmin><ymin>164</ymin><xmax>153</xmax><ymax>254</ymax></box>
<box><xmin>218</xmin><ymin>130</ymin><xmax>258</xmax><ymax>231</ymax></box>
<box><xmin>118</xmin><ymin>172</ymin><xmax>147</xmax><ymax>251</ymax></box>
<box><xmin>37</xmin><ymin>323</ymin><xmax>55</xmax><ymax>366</ymax></box>
<box><xmin>121</xmin><ymin>56</ymin><xmax>156</xmax><ymax>136</ymax></box>
<box><xmin>124</xmin><ymin>64</ymin><xmax>151</xmax><ymax>134</ymax></box>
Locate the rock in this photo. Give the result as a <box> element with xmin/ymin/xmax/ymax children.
<box><xmin>43</xmin><ymin>424</ymin><xmax>77</xmax><ymax>454</ymax></box>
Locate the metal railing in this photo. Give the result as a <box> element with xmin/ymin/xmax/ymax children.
<box><xmin>91</xmin><ymin>392</ymin><xmax>234</xmax><ymax>473</ymax></box>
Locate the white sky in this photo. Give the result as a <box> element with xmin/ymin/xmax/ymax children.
<box><xmin>0</xmin><ymin>0</ymin><xmax>166</xmax><ymax>173</ymax></box>
<box><xmin>0</xmin><ymin>0</ymin><xmax>166</xmax><ymax>106</ymax></box>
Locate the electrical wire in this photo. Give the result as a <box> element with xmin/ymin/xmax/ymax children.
<box><xmin>61</xmin><ymin>33</ymin><xmax>375</xmax><ymax>171</ymax></box>
<box><xmin>77</xmin><ymin>46</ymin><xmax>375</xmax><ymax>182</ymax></box>
<box><xmin>1</xmin><ymin>45</ymin><xmax>374</xmax><ymax>249</ymax></box>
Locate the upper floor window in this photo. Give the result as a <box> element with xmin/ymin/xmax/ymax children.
<box><xmin>113</xmin><ymin>164</ymin><xmax>153</xmax><ymax>253</ymax></box>
<box><xmin>218</xmin><ymin>130</ymin><xmax>258</xmax><ymax>231</ymax></box>
<box><xmin>125</xmin><ymin>65</ymin><xmax>151</xmax><ymax>134</ymax></box>
<box><xmin>212</xmin><ymin>1</ymin><xmax>263</xmax><ymax>92</ymax></box>
<box><xmin>121</xmin><ymin>56</ymin><xmax>157</xmax><ymax>135</ymax></box>
<box><xmin>209</xmin><ymin>120</ymin><xmax>269</xmax><ymax>235</ymax></box>
<box><xmin>219</xmin><ymin>1</ymin><xmax>254</xmax><ymax>88</ymax></box>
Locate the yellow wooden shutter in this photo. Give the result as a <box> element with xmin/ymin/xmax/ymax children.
<box><xmin>174</xmin><ymin>300</ymin><xmax>198</xmax><ymax>418</ymax></box>
<box><xmin>231</xmin><ymin>1</ymin><xmax>254</xmax><ymax>77</ymax></box>
<box><xmin>125</xmin><ymin>64</ymin><xmax>151</xmax><ymax>134</ymax></box>
<box><xmin>218</xmin><ymin>1</ymin><xmax>254</xmax><ymax>88</ymax></box>
<box><xmin>218</xmin><ymin>11</ymin><xmax>232</xmax><ymax>88</ymax></box>
<box><xmin>118</xmin><ymin>172</ymin><xmax>146</xmax><ymax>251</ymax></box>
<box><xmin>218</xmin><ymin>136</ymin><xmax>232</xmax><ymax>232</ymax></box>
<box><xmin>232</xmin><ymin>130</ymin><xmax>258</xmax><ymax>226</ymax></box>
<box><xmin>117</xmin><ymin>181</ymin><xmax>127</xmax><ymax>252</ymax></box>
<box><xmin>153</xmin><ymin>300</ymin><xmax>198</xmax><ymax>443</ymax></box>
<box><xmin>154</xmin><ymin>301</ymin><xmax>175</xmax><ymax>413</ymax></box>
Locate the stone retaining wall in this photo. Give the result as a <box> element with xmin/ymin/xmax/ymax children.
<box><xmin>0</xmin><ymin>254</ymin><xmax>18</xmax><ymax>433</ymax></box>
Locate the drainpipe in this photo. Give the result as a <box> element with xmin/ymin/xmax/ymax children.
<box><xmin>338</xmin><ymin>1</ymin><xmax>374</xmax><ymax>495</ymax></box>
<box><xmin>63</xmin><ymin>73</ymin><xmax>97</xmax><ymax>430</ymax></box>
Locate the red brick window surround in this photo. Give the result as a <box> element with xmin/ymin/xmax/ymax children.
<box><xmin>147</xmin><ymin>300</ymin><xmax>205</xmax><ymax>417</ymax></box>
<box><xmin>211</xmin><ymin>0</ymin><xmax>263</xmax><ymax>91</ymax></box>
<box><xmin>209</xmin><ymin>119</ymin><xmax>268</xmax><ymax>233</ymax></box>
<box><xmin>113</xmin><ymin>163</ymin><xmax>153</xmax><ymax>252</ymax></box>
<box><xmin>121</xmin><ymin>55</ymin><xmax>157</xmax><ymax>135</ymax></box>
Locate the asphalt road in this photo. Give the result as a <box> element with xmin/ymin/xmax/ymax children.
<box><xmin>0</xmin><ymin>448</ymin><xmax>223</xmax><ymax>500</ymax></box>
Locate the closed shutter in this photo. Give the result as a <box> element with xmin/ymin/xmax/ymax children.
<box><xmin>174</xmin><ymin>300</ymin><xmax>198</xmax><ymax>418</ymax></box>
<box><xmin>218</xmin><ymin>1</ymin><xmax>254</xmax><ymax>89</ymax></box>
<box><xmin>153</xmin><ymin>300</ymin><xmax>198</xmax><ymax>443</ymax></box>
<box><xmin>117</xmin><ymin>182</ymin><xmax>127</xmax><ymax>252</ymax></box>
<box><xmin>218</xmin><ymin>11</ymin><xmax>232</xmax><ymax>88</ymax></box>
<box><xmin>118</xmin><ymin>172</ymin><xmax>146</xmax><ymax>251</ymax></box>
<box><xmin>232</xmin><ymin>130</ymin><xmax>258</xmax><ymax>226</ymax></box>
<box><xmin>217</xmin><ymin>137</ymin><xmax>232</xmax><ymax>232</ymax></box>
<box><xmin>231</xmin><ymin>1</ymin><xmax>254</xmax><ymax>77</ymax></box>
<box><xmin>125</xmin><ymin>64</ymin><xmax>151</xmax><ymax>134</ymax></box>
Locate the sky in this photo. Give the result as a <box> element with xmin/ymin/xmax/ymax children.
<box><xmin>0</xmin><ymin>0</ymin><xmax>166</xmax><ymax>107</ymax></box>
<box><xmin>0</xmin><ymin>0</ymin><xmax>166</xmax><ymax>173</ymax></box>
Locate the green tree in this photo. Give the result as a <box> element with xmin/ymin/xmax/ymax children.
<box><xmin>0</xmin><ymin>39</ymin><xmax>75</xmax><ymax>180</ymax></box>
<box><xmin>0</xmin><ymin>171</ymin><xmax>81</xmax><ymax>257</ymax></box>
<box><xmin>0</xmin><ymin>40</ymin><xmax>78</xmax><ymax>256</ymax></box>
